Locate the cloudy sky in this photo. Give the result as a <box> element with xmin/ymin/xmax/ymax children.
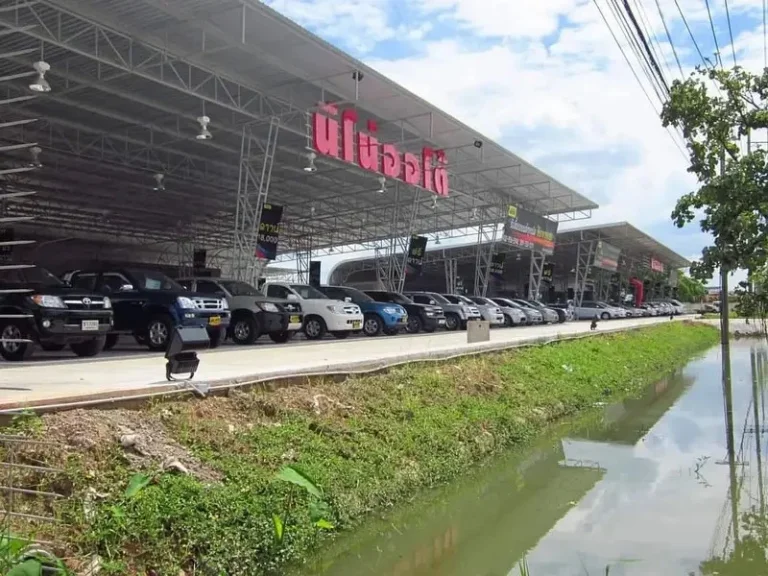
<box><xmin>265</xmin><ymin>0</ymin><xmax>767</xmax><ymax>285</ymax></box>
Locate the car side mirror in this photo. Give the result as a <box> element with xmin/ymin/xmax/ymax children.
<box><xmin>286</xmin><ymin>293</ymin><xmax>298</xmax><ymax>301</ymax></box>
<box><xmin>119</xmin><ymin>284</ymin><xmax>134</xmax><ymax>292</ymax></box>
<box><xmin>344</xmin><ymin>296</ymin><xmax>352</xmax><ymax>302</ymax></box>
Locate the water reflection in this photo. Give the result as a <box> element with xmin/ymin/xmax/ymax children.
<box><xmin>304</xmin><ymin>341</ymin><xmax>768</xmax><ymax>576</ymax></box>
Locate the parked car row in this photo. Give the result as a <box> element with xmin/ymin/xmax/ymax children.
<box><xmin>0</xmin><ymin>263</ymin><xmax>679</xmax><ymax>363</ymax></box>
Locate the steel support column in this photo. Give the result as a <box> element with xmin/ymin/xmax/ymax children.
<box><xmin>598</xmin><ymin>271</ymin><xmax>611</xmax><ymax>301</ymax></box>
<box><xmin>473</xmin><ymin>206</ymin><xmax>502</xmax><ymax>297</ymax></box>
<box><xmin>527</xmin><ymin>250</ymin><xmax>546</xmax><ymax>300</ymax></box>
<box><xmin>295</xmin><ymin>228</ymin><xmax>312</xmax><ymax>283</ymax></box>
<box><xmin>233</xmin><ymin>118</ymin><xmax>279</xmax><ymax>283</ymax></box>
<box><xmin>445</xmin><ymin>257</ymin><xmax>459</xmax><ymax>293</ymax></box>
<box><xmin>395</xmin><ymin>190</ymin><xmax>422</xmax><ymax>293</ymax></box>
<box><xmin>574</xmin><ymin>239</ymin><xmax>596</xmax><ymax>310</ymax></box>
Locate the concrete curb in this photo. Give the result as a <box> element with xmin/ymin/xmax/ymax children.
<box><xmin>0</xmin><ymin>322</ymin><xmax>671</xmax><ymax>414</ymax></box>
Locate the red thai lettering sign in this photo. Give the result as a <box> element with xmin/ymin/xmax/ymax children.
<box><xmin>311</xmin><ymin>103</ymin><xmax>449</xmax><ymax>197</ymax></box>
<box><xmin>650</xmin><ymin>258</ymin><xmax>664</xmax><ymax>273</ymax></box>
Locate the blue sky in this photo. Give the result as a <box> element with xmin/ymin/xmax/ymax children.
<box><xmin>265</xmin><ymin>0</ymin><xmax>768</xmax><ymax>284</ymax></box>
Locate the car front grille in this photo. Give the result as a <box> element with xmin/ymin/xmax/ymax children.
<box><xmin>193</xmin><ymin>297</ymin><xmax>224</xmax><ymax>310</ymax></box>
<box><xmin>64</xmin><ymin>298</ymin><xmax>108</xmax><ymax>310</ymax></box>
<box><xmin>342</xmin><ymin>305</ymin><xmax>360</xmax><ymax>315</ymax></box>
<box><xmin>282</xmin><ymin>302</ymin><xmax>302</xmax><ymax>313</ymax></box>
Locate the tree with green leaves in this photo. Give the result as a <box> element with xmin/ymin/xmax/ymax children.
<box><xmin>661</xmin><ymin>67</ymin><xmax>768</xmax><ymax>281</ymax></box>
<box><xmin>677</xmin><ymin>272</ymin><xmax>707</xmax><ymax>303</ymax></box>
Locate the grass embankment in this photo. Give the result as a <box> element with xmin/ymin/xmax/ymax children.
<box><xmin>3</xmin><ymin>322</ymin><xmax>717</xmax><ymax>575</ymax></box>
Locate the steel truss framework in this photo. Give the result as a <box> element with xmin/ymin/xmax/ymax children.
<box><xmin>0</xmin><ymin>0</ymin><xmax>596</xmax><ymax>276</ymax></box>
<box><xmin>528</xmin><ymin>250</ymin><xmax>546</xmax><ymax>300</ymax></box>
<box><xmin>473</xmin><ymin>207</ymin><xmax>503</xmax><ymax>297</ymax></box>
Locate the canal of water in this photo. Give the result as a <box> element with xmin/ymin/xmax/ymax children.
<box><xmin>303</xmin><ymin>340</ymin><xmax>768</xmax><ymax>576</ymax></box>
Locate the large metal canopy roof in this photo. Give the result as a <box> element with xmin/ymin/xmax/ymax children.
<box><xmin>0</xmin><ymin>0</ymin><xmax>597</xmax><ymax>263</ymax></box>
<box><xmin>555</xmin><ymin>222</ymin><xmax>691</xmax><ymax>270</ymax></box>
<box><xmin>328</xmin><ymin>221</ymin><xmax>689</xmax><ymax>283</ymax></box>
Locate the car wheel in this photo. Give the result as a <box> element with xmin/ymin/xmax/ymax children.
<box><xmin>146</xmin><ymin>314</ymin><xmax>174</xmax><ymax>351</ymax></box>
<box><xmin>0</xmin><ymin>320</ymin><xmax>34</xmax><ymax>362</ymax></box>
<box><xmin>331</xmin><ymin>331</ymin><xmax>349</xmax><ymax>339</ymax></box>
<box><xmin>363</xmin><ymin>313</ymin><xmax>383</xmax><ymax>337</ymax></box>
<box><xmin>406</xmin><ymin>315</ymin><xmax>423</xmax><ymax>334</ymax></box>
<box><xmin>40</xmin><ymin>342</ymin><xmax>66</xmax><ymax>352</ymax></box>
<box><xmin>231</xmin><ymin>315</ymin><xmax>259</xmax><ymax>345</ymax></box>
<box><xmin>444</xmin><ymin>314</ymin><xmax>460</xmax><ymax>331</ymax></box>
<box><xmin>70</xmin><ymin>337</ymin><xmax>106</xmax><ymax>358</ymax></box>
<box><xmin>303</xmin><ymin>316</ymin><xmax>326</xmax><ymax>340</ymax></box>
<box><xmin>103</xmin><ymin>334</ymin><xmax>119</xmax><ymax>351</ymax></box>
<box><xmin>503</xmin><ymin>314</ymin><xmax>513</xmax><ymax>327</ymax></box>
<box><xmin>208</xmin><ymin>328</ymin><xmax>224</xmax><ymax>349</ymax></box>
<box><xmin>269</xmin><ymin>331</ymin><xmax>295</xmax><ymax>344</ymax></box>
<box><xmin>600</xmin><ymin>312</ymin><xmax>610</xmax><ymax>320</ymax></box>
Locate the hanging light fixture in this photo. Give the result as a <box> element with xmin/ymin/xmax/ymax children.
<box><xmin>28</xmin><ymin>146</ymin><xmax>42</xmax><ymax>168</ymax></box>
<box><xmin>470</xmin><ymin>207</ymin><xmax>478</xmax><ymax>220</ymax></box>
<box><xmin>195</xmin><ymin>116</ymin><xmax>212</xmax><ymax>140</ymax></box>
<box><xmin>435</xmin><ymin>234</ymin><xmax>441</xmax><ymax>245</ymax></box>
<box><xmin>431</xmin><ymin>195</ymin><xmax>438</xmax><ymax>209</ymax></box>
<box><xmin>29</xmin><ymin>61</ymin><xmax>51</xmax><ymax>93</ymax></box>
<box><xmin>304</xmin><ymin>151</ymin><xmax>317</xmax><ymax>173</ymax></box>
<box><xmin>516</xmin><ymin>252</ymin><xmax>522</xmax><ymax>261</ymax></box>
<box><xmin>376</xmin><ymin>175</ymin><xmax>386</xmax><ymax>194</ymax></box>
<box><xmin>153</xmin><ymin>173</ymin><xmax>165</xmax><ymax>191</ymax></box>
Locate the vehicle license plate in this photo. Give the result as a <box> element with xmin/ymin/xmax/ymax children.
<box><xmin>438</xmin><ymin>318</ymin><xmax>446</xmax><ymax>325</ymax></box>
<box><xmin>352</xmin><ymin>320</ymin><xmax>362</xmax><ymax>329</ymax></box>
<box><xmin>81</xmin><ymin>320</ymin><xmax>99</xmax><ymax>331</ymax></box>
<box><xmin>209</xmin><ymin>316</ymin><xmax>221</xmax><ymax>326</ymax></box>
<box><xmin>289</xmin><ymin>315</ymin><xmax>301</xmax><ymax>324</ymax></box>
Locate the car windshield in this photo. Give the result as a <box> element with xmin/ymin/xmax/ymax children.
<box><xmin>513</xmin><ymin>299</ymin><xmax>535</xmax><ymax>309</ymax></box>
<box><xmin>386</xmin><ymin>293</ymin><xmax>412</xmax><ymax>305</ymax></box>
<box><xmin>337</xmin><ymin>287</ymin><xmax>374</xmax><ymax>303</ymax></box>
<box><xmin>456</xmin><ymin>295</ymin><xmax>474</xmax><ymax>305</ymax></box>
<box><xmin>442</xmin><ymin>295</ymin><xmax>461</xmax><ymax>304</ymax></box>
<box><xmin>290</xmin><ymin>284</ymin><xmax>328</xmax><ymax>300</ymax></box>
<box><xmin>0</xmin><ymin>267</ymin><xmax>63</xmax><ymax>287</ymax></box>
<box><xmin>127</xmin><ymin>269</ymin><xmax>183</xmax><ymax>291</ymax></box>
<box><xmin>426</xmin><ymin>293</ymin><xmax>450</xmax><ymax>305</ymax></box>
<box><xmin>219</xmin><ymin>280</ymin><xmax>260</xmax><ymax>297</ymax></box>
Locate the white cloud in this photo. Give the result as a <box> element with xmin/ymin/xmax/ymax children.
<box><xmin>268</xmin><ymin>0</ymin><xmax>766</xmax><ymax>271</ymax></box>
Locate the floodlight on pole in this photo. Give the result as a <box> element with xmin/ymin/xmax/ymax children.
<box><xmin>153</xmin><ymin>173</ymin><xmax>165</xmax><ymax>191</ymax></box>
<box><xmin>195</xmin><ymin>115</ymin><xmax>212</xmax><ymax>140</ymax></box>
<box><xmin>304</xmin><ymin>151</ymin><xmax>317</xmax><ymax>173</ymax></box>
<box><xmin>29</xmin><ymin>61</ymin><xmax>51</xmax><ymax>93</ymax></box>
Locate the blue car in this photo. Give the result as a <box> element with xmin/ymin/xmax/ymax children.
<box><xmin>319</xmin><ymin>285</ymin><xmax>408</xmax><ymax>336</ymax></box>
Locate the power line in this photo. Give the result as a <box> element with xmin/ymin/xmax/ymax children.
<box><xmin>654</xmin><ymin>0</ymin><xmax>685</xmax><ymax>77</ymax></box>
<box><xmin>591</xmin><ymin>0</ymin><xmax>688</xmax><ymax>160</ymax></box>
<box><xmin>633</xmin><ymin>0</ymin><xmax>676</xmax><ymax>83</ymax></box>
<box><xmin>724</xmin><ymin>0</ymin><xmax>738</xmax><ymax>66</ymax></box>
<box><xmin>763</xmin><ymin>0</ymin><xmax>767</xmax><ymax>68</ymax></box>
<box><xmin>610</xmin><ymin>0</ymin><xmax>669</xmax><ymax>102</ymax></box>
<box><xmin>673</xmin><ymin>0</ymin><xmax>710</xmax><ymax>71</ymax></box>
<box><xmin>704</xmin><ymin>0</ymin><xmax>724</xmax><ymax>68</ymax></box>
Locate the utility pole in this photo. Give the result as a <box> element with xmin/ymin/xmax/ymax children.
<box><xmin>720</xmin><ymin>151</ymin><xmax>730</xmax><ymax>345</ymax></box>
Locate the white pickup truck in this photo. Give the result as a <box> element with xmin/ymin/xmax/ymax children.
<box><xmin>260</xmin><ymin>281</ymin><xmax>364</xmax><ymax>340</ymax></box>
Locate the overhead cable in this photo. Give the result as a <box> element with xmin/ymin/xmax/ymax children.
<box><xmin>673</xmin><ymin>0</ymin><xmax>710</xmax><ymax>71</ymax></box>
<box><xmin>653</xmin><ymin>0</ymin><xmax>685</xmax><ymax>77</ymax></box>
<box><xmin>704</xmin><ymin>0</ymin><xmax>724</xmax><ymax>68</ymax></box>
<box><xmin>724</xmin><ymin>0</ymin><xmax>738</xmax><ymax>66</ymax></box>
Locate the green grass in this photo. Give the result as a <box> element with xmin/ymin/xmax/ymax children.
<box><xmin>3</xmin><ymin>322</ymin><xmax>718</xmax><ymax>575</ymax></box>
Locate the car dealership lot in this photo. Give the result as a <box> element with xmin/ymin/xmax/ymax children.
<box><xmin>0</xmin><ymin>315</ymin><xmax>686</xmax><ymax>412</ymax></box>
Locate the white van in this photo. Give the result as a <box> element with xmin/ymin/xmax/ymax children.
<box><xmin>261</xmin><ymin>282</ymin><xmax>363</xmax><ymax>340</ymax></box>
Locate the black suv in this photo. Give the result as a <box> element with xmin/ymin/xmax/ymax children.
<box><xmin>364</xmin><ymin>290</ymin><xmax>445</xmax><ymax>333</ymax></box>
<box><xmin>64</xmin><ymin>268</ymin><xmax>230</xmax><ymax>351</ymax></box>
<box><xmin>0</xmin><ymin>267</ymin><xmax>112</xmax><ymax>361</ymax></box>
